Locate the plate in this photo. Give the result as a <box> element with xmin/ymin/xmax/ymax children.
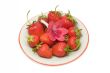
<box><xmin>18</xmin><ymin>14</ymin><xmax>89</xmax><ymax>66</ymax></box>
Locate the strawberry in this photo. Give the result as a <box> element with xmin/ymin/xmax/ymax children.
<box><xmin>37</xmin><ymin>44</ymin><xmax>52</xmax><ymax>58</ymax></box>
<box><xmin>60</xmin><ymin>11</ymin><xmax>77</xmax><ymax>29</ymax></box>
<box><xmin>40</xmin><ymin>33</ymin><xmax>54</xmax><ymax>46</ymax></box>
<box><xmin>60</xmin><ymin>15</ymin><xmax>74</xmax><ymax>29</ymax></box>
<box><xmin>52</xmin><ymin>42</ymin><xmax>67</xmax><ymax>57</ymax></box>
<box><xmin>68</xmin><ymin>27</ymin><xmax>76</xmax><ymax>37</ymax></box>
<box><xmin>48</xmin><ymin>11</ymin><xmax>61</xmax><ymax>22</ymax></box>
<box><xmin>68</xmin><ymin>36</ymin><xmax>80</xmax><ymax>51</ymax></box>
<box><xmin>68</xmin><ymin>27</ymin><xmax>81</xmax><ymax>38</ymax></box>
<box><xmin>28</xmin><ymin>21</ymin><xmax>44</xmax><ymax>36</ymax></box>
<box><xmin>27</xmin><ymin>35</ymin><xmax>39</xmax><ymax>48</ymax></box>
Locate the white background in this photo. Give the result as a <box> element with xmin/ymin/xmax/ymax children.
<box><xmin>0</xmin><ymin>0</ymin><xmax>110</xmax><ymax>73</ymax></box>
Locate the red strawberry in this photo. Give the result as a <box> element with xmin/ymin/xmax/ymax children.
<box><xmin>40</xmin><ymin>33</ymin><xmax>54</xmax><ymax>46</ymax></box>
<box><xmin>60</xmin><ymin>15</ymin><xmax>74</xmax><ymax>29</ymax></box>
<box><xmin>68</xmin><ymin>27</ymin><xmax>76</xmax><ymax>37</ymax></box>
<box><xmin>60</xmin><ymin>11</ymin><xmax>78</xmax><ymax>29</ymax></box>
<box><xmin>52</xmin><ymin>42</ymin><xmax>67</xmax><ymax>57</ymax></box>
<box><xmin>48</xmin><ymin>11</ymin><xmax>61</xmax><ymax>22</ymax></box>
<box><xmin>27</xmin><ymin>35</ymin><xmax>39</xmax><ymax>48</ymax></box>
<box><xmin>28</xmin><ymin>22</ymin><xmax>44</xmax><ymax>36</ymax></box>
<box><xmin>68</xmin><ymin>36</ymin><xmax>80</xmax><ymax>51</ymax></box>
<box><xmin>37</xmin><ymin>44</ymin><xmax>52</xmax><ymax>58</ymax></box>
<box><xmin>68</xmin><ymin>27</ymin><xmax>82</xmax><ymax>38</ymax></box>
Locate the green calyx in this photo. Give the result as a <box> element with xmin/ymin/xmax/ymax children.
<box><xmin>64</xmin><ymin>45</ymin><xmax>73</xmax><ymax>54</ymax></box>
<box><xmin>66</xmin><ymin>10</ymin><xmax>78</xmax><ymax>25</ymax></box>
<box><xmin>75</xmin><ymin>39</ymin><xmax>81</xmax><ymax>50</ymax></box>
<box><xmin>32</xmin><ymin>42</ymin><xmax>43</xmax><ymax>52</ymax></box>
<box><xmin>39</xmin><ymin>13</ymin><xmax>47</xmax><ymax>19</ymax></box>
<box><xmin>26</xmin><ymin>10</ymin><xmax>33</xmax><ymax>28</ymax></box>
<box><xmin>50</xmin><ymin>5</ymin><xmax>62</xmax><ymax>16</ymax></box>
<box><xmin>27</xmin><ymin>10</ymin><xmax>31</xmax><ymax>25</ymax></box>
<box><xmin>26</xmin><ymin>21</ymin><xmax>36</xmax><ymax>29</ymax></box>
<box><xmin>27</xmin><ymin>35</ymin><xmax>34</xmax><ymax>42</ymax></box>
<box><xmin>75</xmin><ymin>27</ymin><xmax>82</xmax><ymax>38</ymax></box>
<box><xmin>32</xmin><ymin>21</ymin><xmax>36</xmax><ymax>24</ymax></box>
<box><xmin>32</xmin><ymin>47</ymin><xmax>37</xmax><ymax>52</ymax></box>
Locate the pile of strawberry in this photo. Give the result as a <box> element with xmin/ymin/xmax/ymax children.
<box><xmin>27</xmin><ymin>9</ymin><xmax>81</xmax><ymax>58</ymax></box>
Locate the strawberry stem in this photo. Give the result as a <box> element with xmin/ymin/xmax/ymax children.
<box><xmin>39</xmin><ymin>13</ymin><xmax>47</xmax><ymax>19</ymax></box>
<box><xmin>75</xmin><ymin>27</ymin><xmax>82</xmax><ymax>38</ymax></box>
<box><xmin>55</xmin><ymin>5</ymin><xmax>59</xmax><ymax>12</ymax></box>
<box><xmin>27</xmin><ymin>10</ymin><xmax>31</xmax><ymax>25</ymax></box>
<box><xmin>68</xmin><ymin>10</ymin><xmax>71</xmax><ymax>15</ymax></box>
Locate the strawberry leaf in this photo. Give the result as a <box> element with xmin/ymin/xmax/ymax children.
<box><xmin>33</xmin><ymin>21</ymin><xmax>36</xmax><ymax>24</ymax></box>
<box><xmin>75</xmin><ymin>39</ymin><xmax>81</xmax><ymax>50</ymax></box>
<box><xmin>32</xmin><ymin>42</ymin><xmax>43</xmax><ymax>52</ymax></box>
<box><xmin>27</xmin><ymin>35</ymin><xmax>34</xmax><ymax>42</ymax></box>
<box><xmin>64</xmin><ymin>45</ymin><xmax>73</xmax><ymax>54</ymax></box>
<box><xmin>32</xmin><ymin>48</ymin><xmax>37</xmax><ymax>52</ymax></box>
<box><xmin>75</xmin><ymin>27</ymin><xmax>82</xmax><ymax>38</ymax></box>
<box><xmin>38</xmin><ymin>13</ymin><xmax>47</xmax><ymax>19</ymax></box>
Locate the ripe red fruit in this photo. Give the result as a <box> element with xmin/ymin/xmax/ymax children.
<box><xmin>37</xmin><ymin>44</ymin><xmax>52</xmax><ymax>58</ymax></box>
<box><xmin>52</xmin><ymin>42</ymin><xmax>67</xmax><ymax>57</ymax></box>
<box><xmin>40</xmin><ymin>33</ymin><xmax>54</xmax><ymax>46</ymax></box>
<box><xmin>27</xmin><ymin>35</ymin><xmax>39</xmax><ymax>48</ymax></box>
<box><xmin>68</xmin><ymin>27</ymin><xmax>82</xmax><ymax>38</ymax></box>
<box><xmin>61</xmin><ymin>16</ymin><xmax>75</xmax><ymax>29</ymax></box>
<box><xmin>28</xmin><ymin>22</ymin><xmax>44</xmax><ymax>36</ymax></box>
<box><xmin>68</xmin><ymin>27</ymin><xmax>76</xmax><ymax>37</ymax></box>
<box><xmin>68</xmin><ymin>36</ymin><xmax>77</xmax><ymax>51</ymax></box>
<box><xmin>48</xmin><ymin>11</ymin><xmax>61</xmax><ymax>22</ymax></box>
